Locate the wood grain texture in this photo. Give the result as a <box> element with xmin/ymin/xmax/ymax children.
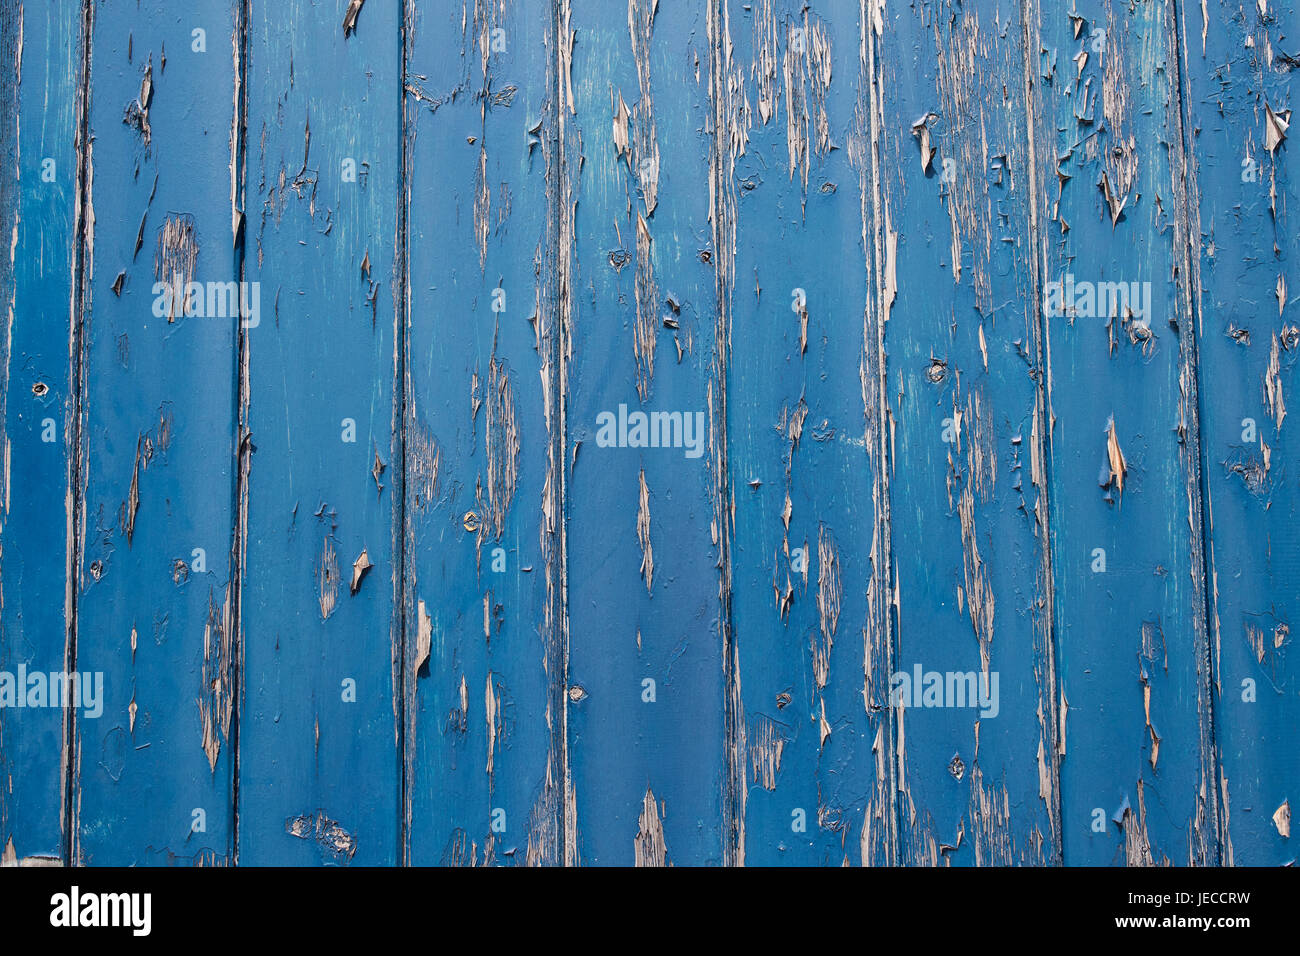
<box><xmin>721</xmin><ymin>0</ymin><xmax>893</xmax><ymax>866</ymax></box>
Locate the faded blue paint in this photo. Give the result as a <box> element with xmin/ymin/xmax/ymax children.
<box><xmin>878</xmin><ymin>0</ymin><xmax>1060</xmax><ymax>865</ymax></box>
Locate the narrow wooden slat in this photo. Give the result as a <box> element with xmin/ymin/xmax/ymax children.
<box><xmin>401</xmin><ymin>0</ymin><xmax>561</xmax><ymax>866</ymax></box>
<box><xmin>1180</xmin><ymin>0</ymin><xmax>1298</xmax><ymax>865</ymax></box>
<box><xmin>71</xmin><ymin>1</ymin><xmax>240</xmax><ymax>865</ymax></box>
<box><xmin>872</xmin><ymin>0</ymin><xmax>1062</xmax><ymax>865</ymax></box>
<box><xmin>1026</xmin><ymin>0</ymin><xmax>1219</xmax><ymax>867</ymax></box>
<box><xmin>720</xmin><ymin>0</ymin><xmax>894</xmax><ymax>865</ymax></box>
<box><xmin>560</xmin><ymin>0</ymin><xmax>727</xmax><ymax>865</ymax></box>
<box><xmin>0</xmin><ymin>0</ymin><xmax>87</xmax><ymax>866</ymax></box>
<box><xmin>238</xmin><ymin>0</ymin><xmax>402</xmax><ymax>866</ymax></box>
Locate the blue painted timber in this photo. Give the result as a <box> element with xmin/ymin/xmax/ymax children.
<box><xmin>875</xmin><ymin>0</ymin><xmax>1061</xmax><ymax>865</ymax></box>
<box><xmin>72</xmin><ymin>0</ymin><xmax>241</xmax><ymax>865</ymax></box>
<box><xmin>562</xmin><ymin>0</ymin><xmax>727</xmax><ymax>865</ymax></box>
<box><xmin>237</xmin><ymin>0</ymin><xmax>402</xmax><ymax>865</ymax></box>
<box><xmin>0</xmin><ymin>0</ymin><xmax>85</xmax><ymax>866</ymax></box>
<box><xmin>0</xmin><ymin>0</ymin><xmax>1293</xmax><ymax>866</ymax></box>
<box><xmin>1031</xmin><ymin>0</ymin><xmax>1218</xmax><ymax>867</ymax></box>
<box><xmin>402</xmin><ymin>0</ymin><xmax>561</xmax><ymax>866</ymax></box>
<box><xmin>1181</xmin><ymin>0</ymin><xmax>1298</xmax><ymax>866</ymax></box>
<box><xmin>723</xmin><ymin>0</ymin><xmax>892</xmax><ymax>865</ymax></box>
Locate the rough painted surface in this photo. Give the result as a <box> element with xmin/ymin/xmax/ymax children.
<box><xmin>1030</xmin><ymin>0</ymin><xmax>1217</xmax><ymax>867</ymax></box>
<box><xmin>72</xmin><ymin>1</ymin><xmax>241</xmax><ymax>865</ymax></box>
<box><xmin>1</xmin><ymin>0</ymin><xmax>1294</xmax><ymax>867</ymax></box>
<box><xmin>402</xmin><ymin>0</ymin><xmax>559</xmax><ymax>866</ymax></box>
<box><xmin>563</xmin><ymin>0</ymin><xmax>726</xmax><ymax>866</ymax></box>
<box><xmin>1181</xmin><ymin>0</ymin><xmax>1297</xmax><ymax>866</ymax></box>
<box><xmin>237</xmin><ymin>0</ymin><xmax>401</xmax><ymax>865</ymax></box>
<box><xmin>0</xmin><ymin>0</ymin><xmax>84</xmax><ymax>866</ymax></box>
<box><xmin>723</xmin><ymin>0</ymin><xmax>890</xmax><ymax>865</ymax></box>
<box><xmin>877</xmin><ymin>0</ymin><xmax>1062</xmax><ymax>867</ymax></box>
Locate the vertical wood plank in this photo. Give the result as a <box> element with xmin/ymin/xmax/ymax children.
<box><xmin>1028</xmin><ymin>0</ymin><xmax>1219</xmax><ymax>866</ymax></box>
<box><xmin>872</xmin><ymin>0</ymin><xmax>1062</xmax><ymax>865</ymax></box>
<box><xmin>71</xmin><ymin>0</ymin><xmax>240</xmax><ymax>865</ymax></box>
<box><xmin>401</xmin><ymin>0</ymin><xmax>562</xmax><ymax>866</ymax></box>
<box><xmin>1180</xmin><ymin>0</ymin><xmax>1298</xmax><ymax>865</ymax></box>
<box><xmin>0</xmin><ymin>0</ymin><xmax>87</xmax><ymax>865</ymax></box>
<box><xmin>238</xmin><ymin>0</ymin><xmax>402</xmax><ymax>866</ymax></box>
<box><xmin>720</xmin><ymin>0</ymin><xmax>895</xmax><ymax>865</ymax></box>
<box><xmin>560</xmin><ymin>0</ymin><xmax>727</xmax><ymax>865</ymax></box>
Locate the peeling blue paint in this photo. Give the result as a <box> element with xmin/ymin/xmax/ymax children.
<box><xmin>0</xmin><ymin>0</ymin><xmax>1294</xmax><ymax>867</ymax></box>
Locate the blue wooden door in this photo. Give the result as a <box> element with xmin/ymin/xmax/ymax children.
<box><xmin>1</xmin><ymin>0</ymin><xmax>1294</xmax><ymax>866</ymax></box>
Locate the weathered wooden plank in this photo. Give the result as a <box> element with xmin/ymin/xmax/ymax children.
<box><xmin>560</xmin><ymin>0</ymin><xmax>727</xmax><ymax>865</ymax></box>
<box><xmin>1180</xmin><ymin>0</ymin><xmax>1298</xmax><ymax>865</ymax></box>
<box><xmin>401</xmin><ymin>0</ymin><xmax>561</xmax><ymax>866</ymax></box>
<box><xmin>1027</xmin><ymin>0</ymin><xmax>1219</xmax><ymax>867</ymax></box>
<box><xmin>0</xmin><ymin>0</ymin><xmax>87</xmax><ymax>866</ymax></box>
<box><xmin>238</xmin><ymin>0</ymin><xmax>402</xmax><ymax>865</ymax></box>
<box><xmin>70</xmin><ymin>1</ymin><xmax>240</xmax><ymax>865</ymax></box>
<box><xmin>872</xmin><ymin>0</ymin><xmax>1062</xmax><ymax>865</ymax></box>
<box><xmin>719</xmin><ymin>0</ymin><xmax>894</xmax><ymax>865</ymax></box>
